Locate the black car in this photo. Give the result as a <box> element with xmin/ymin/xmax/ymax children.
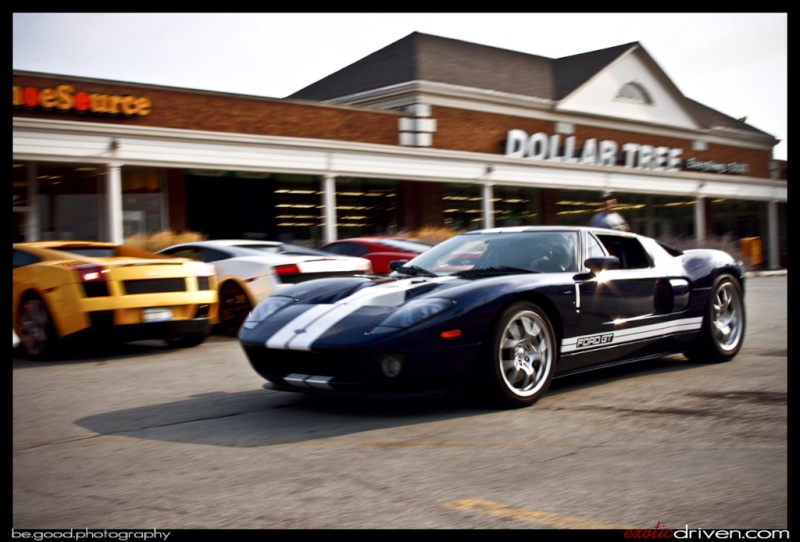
<box><xmin>239</xmin><ymin>226</ymin><xmax>746</xmax><ymax>408</ymax></box>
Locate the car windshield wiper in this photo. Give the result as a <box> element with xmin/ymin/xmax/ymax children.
<box><xmin>394</xmin><ymin>264</ymin><xmax>438</xmax><ymax>277</ymax></box>
<box><xmin>454</xmin><ymin>266</ymin><xmax>539</xmax><ymax>277</ymax></box>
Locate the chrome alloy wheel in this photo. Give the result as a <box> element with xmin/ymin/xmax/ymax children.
<box><xmin>711</xmin><ymin>280</ymin><xmax>744</xmax><ymax>353</ymax></box>
<box><xmin>497</xmin><ymin>309</ymin><xmax>555</xmax><ymax>398</ymax></box>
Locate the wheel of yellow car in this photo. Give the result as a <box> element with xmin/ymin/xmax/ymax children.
<box><xmin>218</xmin><ymin>281</ymin><xmax>252</xmax><ymax>335</ymax></box>
<box><xmin>18</xmin><ymin>293</ymin><xmax>58</xmax><ymax>360</ymax></box>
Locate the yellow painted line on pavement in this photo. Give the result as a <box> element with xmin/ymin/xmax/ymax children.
<box><xmin>443</xmin><ymin>498</ymin><xmax>638</xmax><ymax>529</ymax></box>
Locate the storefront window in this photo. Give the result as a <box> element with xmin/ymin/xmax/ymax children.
<box><xmin>12</xmin><ymin>162</ymin><xmax>104</xmax><ymax>240</ymax></box>
<box><xmin>493</xmin><ymin>186</ymin><xmax>542</xmax><ymax>226</ymax></box>
<box><xmin>122</xmin><ymin>167</ymin><xmax>165</xmax><ymax>237</ymax></box>
<box><xmin>186</xmin><ymin>171</ymin><xmax>281</xmax><ymax>241</ymax></box>
<box><xmin>13</xmin><ymin>164</ymin><xmax>28</xmax><ymax>242</ymax></box>
<box><xmin>709</xmin><ymin>199</ymin><xmax>762</xmax><ymax>239</ymax></box>
<box><xmin>333</xmin><ymin>177</ymin><xmax>400</xmax><ymax>241</ymax></box>
<box><xmin>443</xmin><ymin>183</ymin><xmax>482</xmax><ymax>231</ymax></box>
<box><xmin>554</xmin><ymin>190</ymin><xmax>603</xmax><ymax>227</ymax></box>
<box><xmin>272</xmin><ymin>174</ymin><xmax>401</xmax><ymax>243</ymax></box>
<box><xmin>272</xmin><ymin>173</ymin><xmax>324</xmax><ymax>243</ymax></box>
<box><xmin>184</xmin><ymin>172</ymin><xmax>401</xmax><ymax>246</ymax></box>
<box><xmin>554</xmin><ymin>189</ymin><xmax>697</xmax><ymax>239</ymax></box>
<box><xmin>12</xmin><ymin>162</ymin><xmax>166</xmax><ymax>242</ymax></box>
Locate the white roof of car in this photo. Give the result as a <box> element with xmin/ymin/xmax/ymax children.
<box><xmin>189</xmin><ymin>239</ymin><xmax>281</xmax><ymax>246</ymax></box>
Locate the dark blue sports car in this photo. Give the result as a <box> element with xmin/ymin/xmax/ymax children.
<box><xmin>239</xmin><ymin>226</ymin><xmax>746</xmax><ymax>408</ymax></box>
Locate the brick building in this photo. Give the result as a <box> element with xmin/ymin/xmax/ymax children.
<box><xmin>12</xmin><ymin>32</ymin><xmax>787</xmax><ymax>267</ymax></box>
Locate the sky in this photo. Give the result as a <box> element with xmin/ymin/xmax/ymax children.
<box><xmin>12</xmin><ymin>12</ymin><xmax>788</xmax><ymax>161</ymax></box>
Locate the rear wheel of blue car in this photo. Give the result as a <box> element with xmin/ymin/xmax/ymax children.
<box><xmin>479</xmin><ymin>302</ymin><xmax>557</xmax><ymax>409</ymax></box>
<box><xmin>685</xmin><ymin>274</ymin><xmax>745</xmax><ymax>363</ymax></box>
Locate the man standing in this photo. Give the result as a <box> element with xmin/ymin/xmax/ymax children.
<box><xmin>589</xmin><ymin>192</ymin><xmax>631</xmax><ymax>231</ymax></box>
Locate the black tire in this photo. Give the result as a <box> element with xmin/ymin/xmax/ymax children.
<box><xmin>17</xmin><ymin>294</ymin><xmax>59</xmax><ymax>360</ymax></box>
<box><xmin>684</xmin><ymin>274</ymin><xmax>745</xmax><ymax>363</ymax></box>
<box><xmin>218</xmin><ymin>281</ymin><xmax>252</xmax><ymax>335</ymax></box>
<box><xmin>476</xmin><ymin>301</ymin><xmax>558</xmax><ymax>408</ymax></box>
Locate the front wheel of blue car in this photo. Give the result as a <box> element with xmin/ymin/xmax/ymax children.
<box><xmin>478</xmin><ymin>302</ymin><xmax>557</xmax><ymax>409</ymax></box>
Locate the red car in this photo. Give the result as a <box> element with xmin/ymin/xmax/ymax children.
<box><xmin>319</xmin><ymin>236</ymin><xmax>431</xmax><ymax>274</ymax></box>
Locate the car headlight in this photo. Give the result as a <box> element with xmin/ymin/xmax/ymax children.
<box><xmin>242</xmin><ymin>296</ymin><xmax>296</xmax><ymax>330</ymax></box>
<box><xmin>369</xmin><ymin>298</ymin><xmax>455</xmax><ymax>334</ymax></box>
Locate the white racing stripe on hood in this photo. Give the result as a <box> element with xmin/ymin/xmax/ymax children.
<box><xmin>338</xmin><ymin>278</ymin><xmax>449</xmax><ymax>307</ymax></box>
<box><xmin>266</xmin><ymin>304</ymin><xmax>360</xmax><ymax>350</ymax></box>
<box><xmin>265</xmin><ymin>277</ymin><xmax>456</xmax><ymax>351</ymax></box>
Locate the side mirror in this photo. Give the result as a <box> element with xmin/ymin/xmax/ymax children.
<box><xmin>584</xmin><ymin>256</ymin><xmax>620</xmax><ymax>275</ymax></box>
<box><xmin>388</xmin><ymin>260</ymin><xmax>409</xmax><ymax>271</ymax></box>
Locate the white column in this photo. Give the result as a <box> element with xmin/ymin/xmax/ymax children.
<box><xmin>694</xmin><ymin>196</ymin><xmax>706</xmax><ymax>242</ymax></box>
<box><xmin>768</xmin><ymin>200</ymin><xmax>780</xmax><ymax>269</ymax></box>
<box><xmin>25</xmin><ymin>162</ymin><xmax>40</xmax><ymax>241</ymax></box>
<box><xmin>106</xmin><ymin>164</ymin><xmax>123</xmax><ymax>244</ymax></box>
<box><xmin>483</xmin><ymin>183</ymin><xmax>494</xmax><ymax>229</ymax></box>
<box><xmin>322</xmin><ymin>174</ymin><xmax>337</xmax><ymax>244</ymax></box>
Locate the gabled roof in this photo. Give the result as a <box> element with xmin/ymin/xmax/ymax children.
<box><xmin>685</xmin><ymin>97</ymin><xmax>774</xmax><ymax>138</ymax></box>
<box><xmin>288</xmin><ymin>32</ymin><xmax>774</xmax><ymax>140</ymax></box>
<box><xmin>552</xmin><ymin>42</ymin><xmax>640</xmax><ymax>100</ymax></box>
<box><xmin>289</xmin><ymin>32</ymin><xmax>560</xmax><ymax>101</ymax></box>
<box><xmin>288</xmin><ymin>33</ymin><xmax>642</xmax><ymax>101</ymax></box>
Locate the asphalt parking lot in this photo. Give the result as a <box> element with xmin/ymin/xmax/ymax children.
<box><xmin>12</xmin><ymin>274</ymin><xmax>787</xmax><ymax>530</ymax></box>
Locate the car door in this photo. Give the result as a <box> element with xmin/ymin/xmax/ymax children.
<box><xmin>565</xmin><ymin>231</ymin><xmax>663</xmax><ymax>369</ymax></box>
<box><xmin>578</xmin><ymin>232</ymin><xmax>659</xmax><ymax>323</ymax></box>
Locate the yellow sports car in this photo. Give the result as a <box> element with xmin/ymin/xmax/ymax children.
<box><xmin>13</xmin><ymin>241</ymin><xmax>219</xmax><ymax>359</ymax></box>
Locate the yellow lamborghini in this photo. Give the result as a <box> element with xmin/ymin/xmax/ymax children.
<box><xmin>13</xmin><ymin>241</ymin><xmax>218</xmax><ymax>359</ymax></box>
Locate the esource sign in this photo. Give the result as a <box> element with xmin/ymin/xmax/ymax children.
<box><xmin>504</xmin><ymin>129</ymin><xmax>749</xmax><ymax>175</ymax></box>
<box><xmin>12</xmin><ymin>84</ymin><xmax>152</xmax><ymax>117</ymax></box>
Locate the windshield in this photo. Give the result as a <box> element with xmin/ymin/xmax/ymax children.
<box><xmin>394</xmin><ymin>230</ymin><xmax>579</xmax><ymax>276</ymax></box>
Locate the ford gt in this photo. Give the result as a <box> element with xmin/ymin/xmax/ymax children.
<box><xmin>239</xmin><ymin>226</ymin><xmax>746</xmax><ymax>408</ymax></box>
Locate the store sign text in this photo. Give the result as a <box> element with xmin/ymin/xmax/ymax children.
<box><xmin>505</xmin><ymin>130</ymin><xmax>683</xmax><ymax>171</ymax></box>
<box><xmin>684</xmin><ymin>157</ymin><xmax>749</xmax><ymax>175</ymax></box>
<box><xmin>505</xmin><ymin>130</ymin><xmax>750</xmax><ymax>175</ymax></box>
<box><xmin>12</xmin><ymin>84</ymin><xmax>152</xmax><ymax>117</ymax></box>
